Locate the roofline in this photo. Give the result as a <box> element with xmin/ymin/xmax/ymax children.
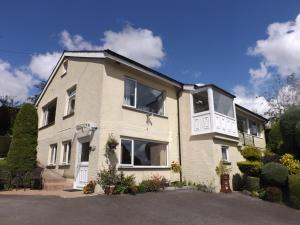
<box><xmin>194</xmin><ymin>84</ymin><xmax>236</xmax><ymax>98</ymax></box>
<box><xmin>35</xmin><ymin>50</ymin><xmax>182</xmax><ymax>106</ymax></box>
<box><xmin>235</xmin><ymin>104</ymin><xmax>268</xmax><ymax>122</ymax></box>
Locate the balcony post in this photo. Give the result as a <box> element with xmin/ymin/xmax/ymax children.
<box><xmin>207</xmin><ymin>87</ymin><xmax>215</xmax><ymax>132</ymax></box>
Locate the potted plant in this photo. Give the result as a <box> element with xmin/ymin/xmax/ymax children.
<box><xmin>106</xmin><ymin>133</ymin><xmax>119</xmax><ymax>150</ymax></box>
<box><xmin>215</xmin><ymin>160</ymin><xmax>232</xmax><ymax>193</ymax></box>
<box><xmin>97</xmin><ymin>165</ymin><xmax>119</xmax><ymax>195</ymax></box>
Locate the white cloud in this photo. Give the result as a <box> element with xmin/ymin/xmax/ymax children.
<box><xmin>59</xmin><ymin>25</ymin><xmax>165</xmax><ymax>68</ymax></box>
<box><xmin>249</xmin><ymin>14</ymin><xmax>300</xmax><ymax>78</ymax></box>
<box><xmin>0</xmin><ymin>59</ymin><xmax>36</xmax><ymax>101</ymax></box>
<box><xmin>233</xmin><ymin>85</ymin><xmax>270</xmax><ymax>116</ymax></box>
<box><xmin>249</xmin><ymin>62</ymin><xmax>271</xmax><ymax>86</ymax></box>
<box><xmin>29</xmin><ymin>52</ymin><xmax>61</xmax><ymax>80</ymax></box>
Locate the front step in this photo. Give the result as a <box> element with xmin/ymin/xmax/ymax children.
<box><xmin>43</xmin><ymin>182</ymin><xmax>73</xmax><ymax>191</ymax></box>
<box><xmin>42</xmin><ymin>169</ymin><xmax>74</xmax><ymax>191</ymax></box>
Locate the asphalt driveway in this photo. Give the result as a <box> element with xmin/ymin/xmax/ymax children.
<box><xmin>0</xmin><ymin>190</ymin><xmax>299</xmax><ymax>225</ymax></box>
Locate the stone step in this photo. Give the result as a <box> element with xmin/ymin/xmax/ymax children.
<box><xmin>43</xmin><ymin>182</ymin><xmax>73</xmax><ymax>191</ymax></box>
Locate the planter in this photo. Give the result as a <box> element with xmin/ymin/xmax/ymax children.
<box><xmin>104</xmin><ymin>185</ymin><xmax>115</xmax><ymax>195</ymax></box>
<box><xmin>220</xmin><ymin>174</ymin><xmax>232</xmax><ymax>193</ymax></box>
<box><xmin>107</xmin><ymin>143</ymin><xmax>118</xmax><ymax>150</ymax></box>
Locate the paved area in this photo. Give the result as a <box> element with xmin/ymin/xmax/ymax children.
<box><xmin>0</xmin><ymin>190</ymin><xmax>299</xmax><ymax>225</ymax></box>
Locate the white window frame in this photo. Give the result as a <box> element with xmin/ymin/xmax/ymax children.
<box><xmin>123</xmin><ymin>77</ymin><xmax>165</xmax><ymax>116</ymax></box>
<box><xmin>42</xmin><ymin>99</ymin><xmax>57</xmax><ymax>126</ymax></box>
<box><xmin>119</xmin><ymin>137</ymin><xmax>169</xmax><ymax>168</ymax></box>
<box><xmin>66</xmin><ymin>86</ymin><xmax>76</xmax><ymax>115</ymax></box>
<box><xmin>61</xmin><ymin>141</ymin><xmax>71</xmax><ymax>165</ymax></box>
<box><xmin>221</xmin><ymin>145</ymin><xmax>229</xmax><ymax>162</ymax></box>
<box><xmin>48</xmin><ymin>144</ymin><xmax>57</xmax><ymax>165</ymax></box>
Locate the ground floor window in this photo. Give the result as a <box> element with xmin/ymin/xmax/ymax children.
<box><xmin>221</xmin><ymin>146</ymin><xmax>229</xmax><ymax>162</ymax></box>
<box><xmin>61</xmin><ymin>141</ymin><xmax>71</xmax><ymax>165</ymax></box>
<box><xmin>120</xmin><ymin>138</ymin><xmax>168</xmax><ymax>167</ymax></box>
<box><xmin>49</xmin><ymin>144</ymin><xmax>57</xmax><ymax>165</ymax></box>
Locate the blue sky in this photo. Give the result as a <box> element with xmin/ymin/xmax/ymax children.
<box><xmin>1</xmin><ymin>0</ymin><xmax>300</xmax><ymax>113</ymax></box>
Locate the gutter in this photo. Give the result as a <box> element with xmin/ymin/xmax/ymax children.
<box><xmin>176</xmin><ymin>88</ymin><xmax>183</xmax><ymax>183</ymax></box>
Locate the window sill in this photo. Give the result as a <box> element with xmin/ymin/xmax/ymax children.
<box><xmin>118</xmin><ymin>165</ymin><xmax>171</xmax><ymax>170</ymax></box>
<box><xmin>222</xmin><ymin>161</ymin><xmax>231</xmax><ymax>165</ymax></box>
<box><xmin>63</xmin><ymin>112</ymin><xmax>74</xmax><ymax>120</ymax></box>
<box><xmin>122</xmin><ymin>105</ymin><xmax>168</xmax><ymax>119</ymax></box>
<box><xmin>46</xmin><ymin>164</ymin><xmax>56</xmax><ymax>169</ymax></box>
<box><xmin>58</xmin><ymin>164</ymin><xmax>70</xmax><ymax>169</ymax></box>
<box><xmin>39</xmin><ymin>122</ymin><xmax>55</xmax><ymax>131</ymax></box>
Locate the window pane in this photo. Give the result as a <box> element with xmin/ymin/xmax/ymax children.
<box><xmin>213</xmin><ymin>91</ymin><xmax>234</xmax><ymax>118</ymax></box>
<box><xmin>68</xmin><ymin>142</ymin><xmax>71</xmax><ymax>163</ymax></box>
<box><xmin>124</xmin><ymin>79</ymin><xmax>136</xmax><ymax>106</ymax></box>
<box><xmin>50</xmin><ymin>144</ymin><xmax>57</xmax><ymax>164</ymax></box>
<box><xmin>193</xmin><ymin>91</ymin><xmax>209</xmax><ymax>113</ymax></box>
<box><xmin>136</xmin><ymin>83</ymin><xmax>164</xmax><ymax>115</ymax></box>
<box><xmin>63</xmin><ymin>144</ymin><xmax>67</xmax><ymax>163</ymax></box>
<box><xmin>134</xmin><ymin>140</ymin><xmax>167</xmax><ymax>166</ymax></box>
<box><xmin>221</xmin><ymin>146</ymin><xmax>228</xmax><ymax>161</ymax></box>
<box><xmin>68</xmin><ymin>97</ymin><xmax>76</xmax><ymax>114</ymax></box>
<box><xmin>47</xmin><ymin>101</ymin><xmax>57</xmax><ymax>124</ymax></box>
<box><xmin>237</xmin><ymin>116</ymin><xmax>247</xmax><ymax>133</ymax></box>
<box><xmin>81</xmin><ymin>142</ymin><xmax>90</xmax><ymax>162</ymax></box>
<box><xmin>249</xmin><ymin>121</ymin><xmax>258</xmax><ymax>136</ymax></box>
<box><xmin>121</xmin><ymin>139</ymin><xmax>132</xmax><ymax>165</ymax></box>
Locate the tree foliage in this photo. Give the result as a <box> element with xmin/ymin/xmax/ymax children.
<box><xmin>267</xmin><ymin>121</ymin><xmax>283</xmax><ymax>153</ymax></box>
<box><xmin>6</xmin><ymin>104</ymin><xmax>38</xmax><ymax>173</ymax></box>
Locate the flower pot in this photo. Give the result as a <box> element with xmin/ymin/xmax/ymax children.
<box><xmin>108</xmin><ymin>143</ymin><xmax>118</xmax><ymax>150</ymax></box>
<box><xmin>220</xmin><ymin>174</ymin><xmax>232</xmax><ymax>193</ymax></box>
<box><xmin>104</xmin><ymin>185</ymin><xmax>115</xmax><ymax>195</ymax></box>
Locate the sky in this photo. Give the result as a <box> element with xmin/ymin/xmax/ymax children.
<box><xmin>1</xmin><ymin>0</ymin><xmax>300</xmax><ymax>114</ymax></box>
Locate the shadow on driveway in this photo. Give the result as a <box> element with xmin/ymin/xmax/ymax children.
<box><xmin>0</xmin><ymin>190</ymin><xmax>299</xmax><ymax>225</ymax></box>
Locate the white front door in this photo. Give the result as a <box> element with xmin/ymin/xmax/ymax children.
<box><xmin>75</xmin><ymin>141</ymin><xmax>90</xmax><ymax>189</ymax></box>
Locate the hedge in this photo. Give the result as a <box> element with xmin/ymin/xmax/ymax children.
<box><xmin>0</xmin><ymin>136</ymin><xmax>11</xmax><ymax>158</ymax></box>
<box><xmin>237</xmin><ymin>161</ymin><xmax>262</xmax><ymax>177</ymax></box>
<box><xmin>245</xmin><ymin>176</ymin><xmax>260</xmax><ymax>191</ymax></box>
<box><xmin>288</xmin><ymin>174</ymin><xmax>300</xmax><ymax>209</ymax></box>
<box><xmin>241</xmin><ymin>147</ymin><xmax>262</xmax><ymax>161</ymax></box>
<box><xmin>261</xmin><ymin>162</ymin><xmax>288</xmax><ymax>187</ymax></box>
<box><xmin>263</xmin><ymin>187</ymin><xmax>282</xmax><ymax>203</ymax></box>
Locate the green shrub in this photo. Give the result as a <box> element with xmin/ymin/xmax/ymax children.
<box><xmin>0</xmin><ymin>136</ymin><xmax>11</xmax><ymax>158</ymax></box>
<box><xmin>288</xmin><ymin>174</ymin><xmax>300</xmax><ymax>209</ymax></box>
<box><xmin>245</xmin><ymin>176</ymin><xmax>260</xmax><ymax>191</ymax></box>
<box><xmin>241</xmin><ymin>147</ymin><xmax>262</xmax><ymax>161</ymax></box>
<box><xmin>137</xmin><ymin>175</ymin><xmax>167</xmax><ymax>193</ymax></box>
<box><xmin>6</xmin><ymin>104</ymin><xmax>38</xmax><ymax>174</ymax></box>
<box><xmin>237</xmin><ymin>161</ymin><xmax>262</xmax><ymax>177</ymax></box>
<box><xmin>232</xmin><ymin>173</ymin><xmax>245</xmax><ymax>191</ymax></box>
<box><xmin>280</xmin><ymin>153</ymin><xmax>300</xmax><ymax>175</ymax></box>
<box><xmin>262</xmin><ymin>187</ymin><xmax>282</xmax><ymax>202</ymax></box>
<box><xmin>279</xmin><ymin>107</ymin><xmax>300</xmax><ymax>159</ymax></box>
<box><xmin>267</xmin><ymin>121</ymin><xmax>283</xmax><ymax>153</ymax></box>
<box><xmin>114</xmin><ymin>173</ymin><xmax>136</xmax><ymax>194</ymax></box>
<box><xmin>0</xmin><ymin>160</ymin><xmax>9</xmax><ymax>190</ymax></box>
<box><xmin>261</xmin><ymin>162</ymin><xmax>288</xmax><ymax>187</ymax></box>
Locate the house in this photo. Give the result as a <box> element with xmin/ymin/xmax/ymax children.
<box><xmin>35</xmin><ymin>50</ymin><xmax>267</xmax><ymax>191</ymax></box>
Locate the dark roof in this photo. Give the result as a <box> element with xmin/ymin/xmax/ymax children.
<box><xmin>235</xmin><ymin>104</ymin><xmax>268</xmax><ymax>122</ymax></box>
<box><xmin>194</xmin><ymin>84</ymin><xmax>236</xmax><ymax>98</ymax></box>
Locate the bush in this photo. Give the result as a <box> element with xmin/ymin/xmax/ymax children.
<box><xmin>0</xmin><ymin>160</ymin><xmax>10</xmax><ymax>190</ymax></box>
<box><xmin>267</xmin><ymin>121</ymin><xmax>283</xmax><ymax>153</ymax></box>
<box><xmin>245</xmin><ymin>176</ymin><xmax>260</xmax><ymax>191</ymax></box>
<box><xmin>83</xmin><ymin>181</ymin><xmax>96</xmax><ymax>194</ymax></box>
<box><xmin>232</xmin><ymin>174</ymin><xmax>245</xmax><ymax>191</ymax></box>
<box><xmin>241</xmin><ymin>147</ymin><xmax>262</xmax><ymax>161</ymax></box>
<box><xmin>137</xmin><ymin>175</ymin><xmax>167</xmax><ymax>193</ymax></box>
<box><xmin>288</xmin><ymin>174</ymin><xmax>300</xmax><ymax>209</ymax></box>
<box><xmin>262</xmin><ymin>152</ymin><xmax>281</xmax><ymax>164</ymax></box>
<box><xmin>114</xmin><ymin>173</ymin><xmax>136</xmax><ymax>194</ymax></box>
<box><xmin>280</xmin><ymin>154</ymin><xmax>300</xmax><ymax>175</ymax></box>
<box><xmin>237</xmin><ymin>161</ymin><xmax>262</xmax><ymax>177</ymax></box>
<box><xmin>280</xmin><ymin>107</ymin><xmax>300</xmax><ymax>159</ymax></box>
<box><xmin>6</xmin><ymin>104</ymin><xmax>38</xmax><ymax>174</ymax></box>
<box><xmin>262</xmin><ymin>187</ymin><xmax>282</xmax><ymax>202</ymax></box>
<box><xmin>261</xmin><ymin>162</ymin><xmax>288</xmax><ymax>187</ymax></box>
<box><xmin>0</xmin><ymin>136</ymin><xmax>11</xmax><ymax>158</ymax></box>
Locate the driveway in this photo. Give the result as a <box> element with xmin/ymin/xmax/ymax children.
<box><xmin>0</xmin><ymin>190</ymin><xmax>299</xmax><ymax>225</ymax></box>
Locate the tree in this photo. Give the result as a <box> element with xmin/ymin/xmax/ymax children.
<box><xmin>27</xmin><ymin>80</ymin><xmax>46</xmax><ymax>104</ymax></box>
<box><xmin>6</xmin><ymin>104</ymin><xmax>38</xmax><ymax>173</ymax></box>
<box><xmin>267</xmin><ymin>121</ymin><xmax>283</xmax><ymax>154</ymax></box>
<box><xmin>279</xmin><ymin>107</ymin><xmax>300</xmax><ymax>159</ymax></box>
<box><xmin>0</xmin><ymin>96</ymin><xmax>20</xmax><ymax>136</ymax></box>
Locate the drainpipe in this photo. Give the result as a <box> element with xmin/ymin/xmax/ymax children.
<box><xmin>176</xmin><ymin>88</ymin><xmax>183</xmax><ymax>183</ymax></box>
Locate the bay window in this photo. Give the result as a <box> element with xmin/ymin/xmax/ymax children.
<box><xmin>193</xmin><ymin>91</ymin><xmax>209</xmax><ymax>113</ymax></box>
<box><xmin>213</xmin><ymin>90</ymin><xmax>234</xmax><ymax>118</ymax></box>
<box><xmin>124</xmin><ymin>78</ymin><xmax>164</xmax><ymax>115</ymax></box>
<box><xmin>120</xmin><ymin>138</ymin><xmax>168</xmax><ymax>167</ymax></box>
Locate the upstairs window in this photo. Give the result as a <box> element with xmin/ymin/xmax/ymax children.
<box><xmin>124</xmin><ymin>78</ymin><xmax>164</xmax><ymax>115</ymax></box>
<box><xmin>43</xmin><ymin>99</ymin><xmax>57</xmax><ymax>126</ymax></box>
<box><xmin>237</xmin><ymin>115</ymin><xmax>248</xmax><ymax>133</ymax></box>
<box><xmin>213</xmin><ymin>90</ymin><xmax>234</xmax><ymax>118</ymax></box>
<box><xmin>193</xmin><ymin>91</ymin><xmax>209</xmax><ymax>113</ymax></box>
<box><xmin>120</xmin><ymin>138</ymin><xmax>168</xmax><ymax>167</ymax></box>
<box><xmin>61</xmin><ymin>141</ymin><xmax>71</xmax><ymax>165</ymax></box>
<box><xmin>67</xmin><ymin>86</ymin><xmax>76</xmax><ymax>115</ymax></box>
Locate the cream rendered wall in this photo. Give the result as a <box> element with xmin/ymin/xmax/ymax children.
<box><xmin>96</xmin><ymin>60</ymin><xmax>181</xmax><ymax>182</ymax></box>
<box><xmin>37</xmin><ymin>58</ymin><xmax>105</xmax><ymax>179</ymax></box>
<box><xmin>179</xmin><ymin>90</ymin><xmax>244</xmax><ymax>191</ymax></box>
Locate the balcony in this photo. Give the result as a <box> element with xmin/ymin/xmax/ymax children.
<box><xmin>238</xmin><ymin>132</ymin><xmax>265</xmax><ymax>149</ymax></box>
<box><xmin>191</xmin><ymin>85</ymin><xmax>238</xmax><ymax>138</ymax></box>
